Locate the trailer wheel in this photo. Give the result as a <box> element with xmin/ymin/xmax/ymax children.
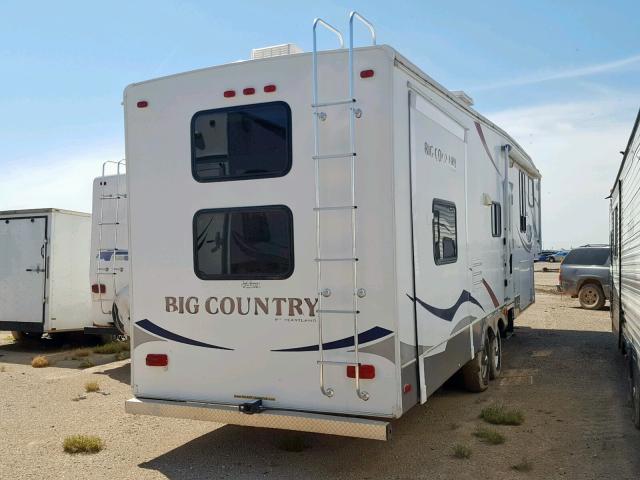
<box><xmin>462</xmin><ymin>336</ymin><xmax>490</xmax><ymax>392</ymax></box>
<box><xmin>10</xmin><ymin>331</ymin><xmax>42</xmax><ymax>342</ymax></box>
<box><xmin>488</xmin><ymin>331</ymin><xmax>502</xmax><ymax>380</ymax></box>
<box><xmin>578</xmin><ymin>282</ymin><xmax>605</xmax><ymax>310</ymax></box>
<box><xmin>632</xmin><ymin>365</ymin><xmax>640</xmax><ymax>429</ymax></box>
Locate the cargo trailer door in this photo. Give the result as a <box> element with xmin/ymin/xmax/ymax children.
<box><xmin>0</xmin><ymin>216</ymin><xmax>47</xmax><ymax>330</ymax></box>
<box><xmin>408</xmin><ymin>90</ymin><xmax>473</xmax><ymax>402</ymax></box>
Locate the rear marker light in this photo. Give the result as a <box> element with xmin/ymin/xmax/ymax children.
<box><xmin>136</xmin><ymin>100</ymin><xmax>148</xmax><ymax>108</ymax></box>
<box><xmin>223</xmin><ymin>90</ymin><xmax>236</xmax><ymax>98</ymax></box>
<box><xmin>403</xmin><ymin>383</ymin><xmax>412</xmax><ymax>394</ymax></box>
<box><xmin>347</xmin><ymin>364</ymin><xmax>375</xmax><ymax>379</ymax></box>
<box><xmin>264</xmin><ymin>84</ymin><xmax>277</xmax><ymax>93</ymax></box>
<box><xmin>360</xmin><ymin>69</ymin><xmax>375</xmax><ymax>78</ymax></box>
<box><xmin>243</xmin><ymin>87</ymin><xmax>256</xmax><ymax>95</ymax></box>
<box><xmin>146</xmin><ymin>354</ymin><xmax>168</xmax><ymax>367</ymax></box>
<box><xmin>91</xmin><ymin>283</ymin><xmax>106</xmax><ymax>294</ymax></box>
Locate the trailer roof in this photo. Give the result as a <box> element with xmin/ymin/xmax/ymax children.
<box><xmin>610</xmin><ymin>108</ymin><xmax>640</xmax><ymax>194</ymax></box>
<box><xmin>124</xmin><ymin>44</ymin><xmax>540</xmax><ymax>179</ymax></box>
<box><xmin>0</xmin><ymin>208</ymin><xmax>90</xmax><ymax>217</ymax></box>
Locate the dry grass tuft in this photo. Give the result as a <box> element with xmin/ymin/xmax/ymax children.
<box><xmin>115</xmin><ymin>350</ymin><xmax>130</xmax><ymax>361</ymax></box>
<box><xmin>473</xmin><ymin>427</ymin><xmax>505</xmax><ymax>445</ymax></box>
<box><xmin>452</xmin><ymin>443</ymin><xmax>472</xmax><ymax>459</ymax></box>
<box><xmin>85</xmin><ymin>381</ymin><xmax>100</xmax><ymax>393</ymax></box>
<box><xmin>78</xmin><ymin>359</ymin><xmax>95</xmax><ymax>369</ymax></box>
<box><xmin>511</xmin><ymin>458</ymin><xmax>533</xmax><ymax>472</ymax></box>
<box><xmin>31</xmin><ymin>356</ymin><xmax>49</xmax><ymax>368</ymax></box>
<box><xmin>72</xmin><ymin>349</ymin><xmax>91</xmax><ymax>359</ymax></box>
<box><xmin>93</xmin><ymin>341</ymin><xmax>129</xmax><ymax>355</ymax></box>
<box><xmin>63</xmin><ymin>435</ymin><xmax>104</xmax><ymax>454</ymax></box>
<box><xmin>480</xmin><ymin>404</ymin><xmax>524</xmax><ymax>426</ymax></box>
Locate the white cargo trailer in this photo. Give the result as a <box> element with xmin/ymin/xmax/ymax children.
<box><xmin>610</xmin><ymin>108</ymin><xmax>640</xmax><ymax>428</ymax></box>
<box><xmin>123</xmin><ymin>13</ymin><xmax>541</xmax><ymax>440</ymax></box>
<box><xmin>0</xmin><ymin>208</ymin><xmax>91</xmax><ymax>339</ymax></box>
<box><xmin>86</xmin><ymin>164</ymin><xmax>130</xmax><ymax>337</ymax></box>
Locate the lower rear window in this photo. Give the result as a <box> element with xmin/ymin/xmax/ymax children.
<box><xmin>193</xmin><ymin>205</ymin><xmax>294</xmax><ymax>279</ymax></box>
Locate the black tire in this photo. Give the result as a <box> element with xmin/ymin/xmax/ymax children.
<box><xmin>462</xmin><ymin>335</ymin><xmax>490</xmax><ymax>392</ymax></box>
<box><xmin>488</xmin><ymin>331</ymin><xmax>502</xmax><ymax>380</ymax></box>
<box><xmin>548</xmin><ymin>257</ymin><xmax>555</xmax><ymax>263</ymax></box>
<box><xmin>631</xmin><ymin>363</ymin><xmax>640</xmax><ymax>429</ymax></box>
<box><xmin>578</xmin><ymin>282</ymin><xmax>605</xmax><ymax>310</ymax></box>
<box><xmin>11</xmin><ymin>331</ymin><xmax>42</xmax><ymax>342</ymax></box>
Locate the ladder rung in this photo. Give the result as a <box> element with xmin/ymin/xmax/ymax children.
<box><xmin>100</xmin><ymin>194</ymin><xmax>127</xmax><ymax>200</ymax></box>
<box><xmin>317</xmin><ymin>360</ymin><xmax>359</xmax><ymax>366</ymax></box>
<box><xmin>98</xmin><ymin>222</ymin><xmax>120</xmax><ymax>225</ymax></box>
<box><xmin>97</xmin><ymin>272</ymin><xmax>117</xmax><ymax>275</ymax></box>
<box><xmin>313</xmin><ymin>153</ymin><xmax>356</xmax><ymax>160</ymax></box>
<box><xmin>312</xmin><ymin>98</ymin><xmax>355</xmax><ymax>108</ymax></box>
<box><xmin>314</xmin><ymin>205</ymin><xmax>357</xmax><ymax>211</ymax></box>
<box><xmin>315</xmin><ymin>257</ymin><xmax>358</xmax><ymax>262</ymax></box>
<box><xmin>317</xmin><ymin>309</ymin><xmax>360</xmax><ymax>314</ymax></box>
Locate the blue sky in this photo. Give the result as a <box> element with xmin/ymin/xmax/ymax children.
<box><xmin>1</xmin><ymin>0</ymin><xmax>639</xmax><ymax>247</ymax></box>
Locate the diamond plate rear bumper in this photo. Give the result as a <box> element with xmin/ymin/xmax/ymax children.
<box><xmin>125</xmin><ymin>397</ymin><xmax>391</xmax><ymax>441</ymax></box>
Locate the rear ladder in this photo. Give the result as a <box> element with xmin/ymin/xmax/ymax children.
<box><xmin>312</xmin><ymin>12</ymin><xmax>376</xmax><ymax>402</ymax></box>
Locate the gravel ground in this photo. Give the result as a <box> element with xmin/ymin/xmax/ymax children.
<box><xmin>1</xmin><ymin>274</ymin><xmax>639</xmax><ymax>479</ymax></box>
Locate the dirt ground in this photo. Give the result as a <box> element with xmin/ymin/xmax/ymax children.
<box><xmin>1</xmin><ymin>267</ymin><xmax>639</xmax><ymax>480</ymax></box>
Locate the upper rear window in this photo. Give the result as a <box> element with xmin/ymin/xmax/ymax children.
<box><xmin>563</xmin><ymin>248</ymin><xmax>610</xmax><ymax>266</ymax></box>
<box><xmin>191</xmin><ymin>102</ymin><xmax>292</xmax><ymax>182</ymax></box>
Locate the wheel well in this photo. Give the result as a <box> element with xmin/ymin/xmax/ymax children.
<box><xmin>577</xmin><ymin>278</ymin><xmax>602</xmax><ymax>291</ymax></box>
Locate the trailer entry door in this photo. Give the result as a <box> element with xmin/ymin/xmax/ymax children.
<box><xmin>408</xmin><ymin>90</ymin><xmax>472</xmax><ymax>403</ymax></box>
<box><xmin>0</xmin><ymin>217</ymin><xmax>47</xmax><ymax>327</ymax></box>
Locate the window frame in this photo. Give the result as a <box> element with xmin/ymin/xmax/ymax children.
<box><xmin>432</xmin><ymin>198</ymin><xmax>458</xmax><ymax>265</ymax></box>
<box><xmin>192</xmin><ymin>204</ymin><xmax>295</xmax><ymax>280</ymax></box>
<box><xmin>518</xmin><ymin>171</ymin><xmax>527</xmax><ymax>232</ymax></box>
<box><xmin>190</xmin><ymin>101</ymin><xmax>293</xmax><ymax>183</ymax></box>
<box><xmin>491</xmin><ymin>201</ymin><xmax>502</xmax><ymax>238</ymax></box>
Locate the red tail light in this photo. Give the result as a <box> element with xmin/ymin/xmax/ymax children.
<box><xmin>243</xmin><ymin>87</ymin><xmax>255</xmax><ymax>95</ymax></box>
<box><xmin>91</xmin><ymin>283</ymin><xmax>106</xmax><ymax>294</ymax></box>
<box><xmin>146</xmin><ymin>354</ymin><xmax>168</xmax><ymax>367</ymax></box>
<box><xmin>223</xmin><ymin>90</ymin><xmax>236</xmax><ymax>98</ymax></box>
<box><xmin>360</xmin><ymin>69</ymin><xmax>375</xmax><ymax>78</ymax></box>
<box><xmin>347</xmin><ymin>364</ymin><xmax>375</xmax><ymax>379</ymax></box>
<box><xmin>136</xmin><ymin>100</ymin><xmax>148</xmax><ymax>108</ymax></box>
<box><xmin>403</xmin><ymin>383</ymin><xmax>412</xmax><ymax>394</ymax></box>
<box><xmin>263</xmin><ymin>84</ymin><xmax>277</xmax><ymax>93</ymax></box>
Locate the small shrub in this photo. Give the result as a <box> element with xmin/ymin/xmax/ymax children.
<box><xmin>31</xmin><ymin>356</ymin><xmax>49</xmax><ymax>368</ymax></box>
<box><xmin>63</xmin><ymin>435</ymin><xmax>104</xmax><ymax>454</ymax></box>
<box><xmin>452</xmin><ymin>443</ymin><xmax>472</xmax><ymax>459</ymax></box>
<box><xmin>473</xmin><ymin>427</ymin><xmax>505</xmax><ymax>445</ymax></box>
<box><xmin>85</xmin><ymin>381</ymin><xmax>100</xmax><ymax>393</ymax></box>
<box><xmin>512</xmin><ymin>458</ymin><xmax>533</xmax><ymax>472</ymax></box>
<box><xmin>480</xmin><ymin>404</ymin><xmax>524</xmax><ymax>426</ymax></box>
<box><xmin>78</xmin><ymin>360</ymin><xmax>95</xmax><ymax>369</ymax></box>
<box><xmin>93</xmin><ymin>341</ymin><xmax>129</xmax><ymax>355</ymax></box>
<box><xmin>72</xmin><ymin>349</ymin><xmax>91</xmax><ymax>359</ymax></box>
<box><xmin>115</xmin><ymin>350</ymin><xmax>130</xmax><ymax>361</ymax></box>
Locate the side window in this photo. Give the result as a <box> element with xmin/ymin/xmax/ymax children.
<box><xmin>193</xmin><ymin>205</ymin><xmax>294</xmax><ymax>279</ymax></box>
<box><xmin>432</xmin><ymin>199</ymin><xmax>457</xmax><ymax>265</ymax></box>
<box><xmin>518</xmin><ymin>171</ymin><xmax>527</xmax><ymax>232</ymax></box>
<box><xmin>528</xmin><ymin>177</ymin><xmax>535</xmax><ymax>207</ymax></box>
<box><xmin>613</xmin><ymin>206</ymin><xmax>619</xmax><ymax>259</ymax></box>
<box><xmin>191</xmin><ymin>102</ymin><xmax>292</xmax><ymax>182</ymax></box>
<box><xmin>491</xmin><ymin>202</ymin><xmax>501</xmax><ymax>237</ymax></box>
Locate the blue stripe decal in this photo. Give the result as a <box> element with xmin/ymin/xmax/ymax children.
<box><xmin>407</xmin><ymin>290</ymin><xmax>484</xmax><ymax>322</ymax></box>
<box><xmin>272</xmin><ymin>326</ymin><xmax>393</xmax><ymax>352</ymax></box>
<box><xmin>135</xmin><ymin>319</ymin><xmax>233</xmax><ymax>350</ymax></box>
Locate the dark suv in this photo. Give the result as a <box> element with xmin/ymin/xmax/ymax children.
<box><xmin>559</xmin><ymin>246</ymin><xmax>610</xmax><ymax>310</ymax></box>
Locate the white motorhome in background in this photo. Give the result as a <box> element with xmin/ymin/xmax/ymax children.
<box><xmin>123</xmin><ymin>13</ymin><xmax>541</xmax><ymax>440</ymax></box>
<box><xmin>87</xmin><ymin>165</ymin><xmax>130</xmax><ymax>337</ymax></box>
<box><xmin>0</xmin><ymin>208</ymin><xmax>91</xmax><ymax>340</ymax></box>
<box><xmin>610</xmin><ymin>108</ymin><xmax>640</xmax><ymax>428</ymax></box>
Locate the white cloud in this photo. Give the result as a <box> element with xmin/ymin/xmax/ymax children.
<box><xmin>474</xmin><ymin>53</ymin><xmax>640</xmax><ymax>91</ymax></box>
<box><xmin>0</xmin><ymin>146</ymin><xmax>123</xmax><ymax>214</ymax></box>
<box><xmin>488</xmin><ymin>97</ymin><xmax>639</xmax><ymax>248</ymax></box>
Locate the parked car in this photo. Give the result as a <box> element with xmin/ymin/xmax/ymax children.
<box><xmin>548</xmin><ymin>250</ymin><xmax>569</xmax><ymax>263</ymax></box>
<box><xmin>558</xmin><ymin>246</ymin><xmax>610</xmax><ymax>309</ymax></box>
<box><xmin>535</xmin><ymin>250</ymin><xmax>558</xmax><ymax>262</ymax></box>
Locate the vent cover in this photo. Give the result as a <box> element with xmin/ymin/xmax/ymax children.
<box><xmin>450</xmin><ymin>90</ymin><xmax>474</xmax><ymax>107</ymax></box>
<box><xmin>251</xmin><ymin>43</ymin><xmax>303</xmax><ymax>60</ymax></box>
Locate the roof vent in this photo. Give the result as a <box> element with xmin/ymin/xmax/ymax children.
<box><xmin>251</xmin><ymin>43</ymin><xmax>303</xmax><ymax>60</ymax></box>
<box><xmin>451</xmin><ymin>91</ymin><xmax>474</xmax><ymax>107</ymax></box>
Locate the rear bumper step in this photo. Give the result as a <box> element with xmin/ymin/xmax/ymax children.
<box><xmin>125</xmin><ymin>397</ymin><xmax>391</xmax><ymax>441</ymax></box>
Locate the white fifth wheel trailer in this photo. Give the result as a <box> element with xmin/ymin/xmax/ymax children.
<box><xmin>123</xmin><ymin>13</ymin><xmax>541</xmax><ymax>440</ymax></box>
<box><xmin>610</xmin><ymin>108</ymin><xmax>640</xmax><ymax>428</ymax></box>
<box><xmin>86</xmin><ymin>164</ymin><xmax>130</xmax><ymax>337</ymax></box>
<box><xmin>0</xmin><ymin>208</ymin><xmax>91</xmax><ymax>340</ymax></box>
